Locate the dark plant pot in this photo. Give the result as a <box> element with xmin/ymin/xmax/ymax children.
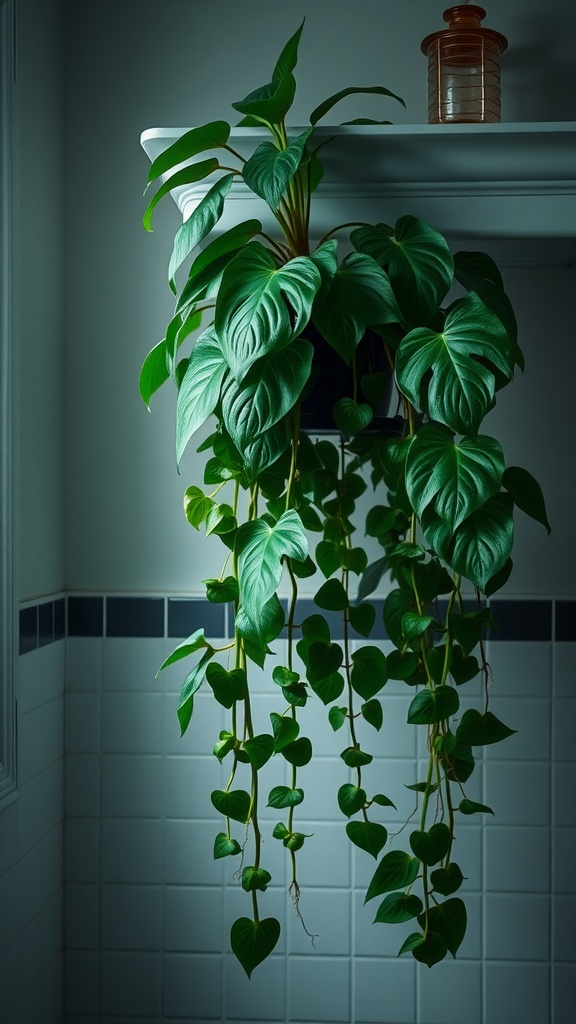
<box><xmin>299</xmin><ymin>324</ymin><xmax>405</xmax><ymax>436</ymax></box>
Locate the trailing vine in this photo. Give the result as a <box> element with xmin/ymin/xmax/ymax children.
<box><xmin>141</xmin><ymin>22</ymin><xmax>550</xmax><ymax>977</ymax></box>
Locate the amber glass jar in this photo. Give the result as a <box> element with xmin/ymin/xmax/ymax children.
<box><xmin>421</xmin><ymin>5</ymin><xmax>507</xmax><ymax>124</ymax></box>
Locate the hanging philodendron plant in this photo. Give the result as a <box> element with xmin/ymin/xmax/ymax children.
<box><xmin>140</xmin><ymin>22</ymin><xmax>550</xmax><ymax>976</ymax></box>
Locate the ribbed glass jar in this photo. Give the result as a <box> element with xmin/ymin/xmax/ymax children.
<box><xmin>421</xmin><ymin>5</ymin><xmax>507</xmax><ymax>124</ymax></box>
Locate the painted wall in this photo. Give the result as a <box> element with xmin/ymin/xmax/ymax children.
<box><xmin>18</xmin><ymin>0</ymin><xmax>66</xmax><ymax>601</ymax></box>
<box><xmin>62</xmin><ymin>0</ymin><xmax>576</xmax><ymax>595</ymax></box>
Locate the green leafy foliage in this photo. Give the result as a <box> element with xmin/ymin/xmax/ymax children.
<box><xmin>236</xmin><ymin>510</ymin><xmax>308</xmax><ymax>632</ymax></box>
<box><xmin>230</xmin><ymin>916</ymin><xmax>281</xmax><ymax>979</ymax></box>
<box><xmin>346</xmin><ymin>821</ymin><xmax>388</xmax><ymax>858</ymax></box>
<box><xmin>365</xmin><ymin>850</ymin><xmax>421</xmax><ymax>902</ymax></box>
<box><xmin>374</xmin><ymin>891</ymin><xmax>423</xmax><ymax>924</ymax></box>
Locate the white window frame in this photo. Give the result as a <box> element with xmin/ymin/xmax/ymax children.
<box><xmin>0</xmin><ymin>0</ymin><xmax>17</xmax><ymax>804</ymax></box>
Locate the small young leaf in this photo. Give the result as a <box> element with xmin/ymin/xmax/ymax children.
<box><xmin>214</xmin><ymin>832</ymin><xmax>242</xmax><ymax>859</ymax></box>
<box><xmin>315</xmin><ymin>539</ymin><xmax>341</xmax><ymax>578</ymax></box>
<box><xmin>386</xmin><ymin>650</ymin><xmax>419</xmax><ymax>680</ymax></box>
<box><xmin>341</xmin><ymin>746</ymin><xmax>374</xmax><ymax>768</ymax></box>
<box><xmin>419</xmin><ymin>898</ymin><xmax>467</xmax><ymax>958</ymax></box>
<box><xmin>361</xmin><ymin>699</ymin><xmax>383</xmax><ymax>731</ymax></box>
<box><xmin>241</xmin><ymin>866</ymin><xmax>272</xmax><ymax>892</ymax></box>
<box><xmin>371</xmin><ymin>793</ymin><xmax>397</xmax><ymax>810</ymax></box>
<box><xmin>348</xmin><ymin>603</ymin><xmax>376</xmax><ymax>637</ymax></box>
<box><xmin>203</xmin><ymin>576</ymin><xmax>239</xmax><ymax>603</ymax></box>
<box><xmin>351</xmin><ymin>646</ymin><xmax>388</xmax><ymax>700</ymax></box>
<box><xmin>314</xmin><ymin>578</ymin><xmax>349</xmax><ymax>611</ymax></box>
<box><xmin>329</xmin><ymin>706</ymin><xmax>347</xmax><ymax>731</ymax></box>
<box><xmin>412</xmin><ymin>930</ymin><xmax>448</xmax><ymax>967</ymax></box>
<box><xmin>308</xmin><ymin>671</ymin><xmax>345</xmax><ymax>705</ymax></box>
<box><xmin>270</xmin><ymin>712</ymin><xmax>300</xmax><ymax>751</ymax></box>
<box><xmin>306</xmin><ymin>641</ymin><xmax>343</xmax><ymax>684</ymax></box>
<box><xmin>430</xmin><ymin>862</ymin><xmax>465</xmax><ymax>896</ymax></box>
<box><xmin>206</xmin><ymin>664</ymin><xmax>247</xmax><ymax>708</ymax></box>
<box><xmin>503</xmin><ymin>465</ymin><xmax>551</xmax><ymax>534</ymax></box>
<box><xmin>333</xmin><ymin>397</ymin><xmax>373</xmax><ymax>436</ymax></box>
<box><xmin>272</xmin><ymin>822</ymin><xmax>290</xmax><ymax>840</ymax></box>
<box><xmin>243</xmin><ymin>734</ymin><xmax>275</xmax><ymax>770</ymax></box>
<box><xmin>401</xmin><ymin>611</ymin><xmax>434</xmax><ymax>640</ymax></box>
<box><xmin>459</xmin><ymin>799</ymin><xmax>495</xmax><ymax>816</ymax></box>
<box><xmin>282</xmin><ymin>737</ymin><xmax>313</xmax><ymax>767</ymax></box>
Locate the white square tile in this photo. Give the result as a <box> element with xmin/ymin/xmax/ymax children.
<box><xmin>64</xmin><ymin>819</ymin><xmax>100</xmax><ymax>883</ymax></box>
<box><xmin>554</xmin><ymin>699</ymin><xmax>576</xmax><ymax>761</ymax></box>
<box><xmin>100</xmin><ymin>884</ymin><xmax>162</xmax><ymax>950</ymax></box>
<box><xmin>555</xmin><ymin>828</ymin><xmax>576</xmax><ymax>893</ymax></box>
<box><xmin>289</xmin><ymin>956</ymin><xmax>351</xmax><ymax>1022</ymax></box>
<box><xmin>101</xmin><ymin>819</ymin><xmax>162</xmax><ymax>884</ymax></box>
<box><xmin>63</xmin><ymin>949</ymin><xmax>98</xmax><ymax>1015</ymax></box>
<box><xmin>419</xmin><ymin>959</ymin><xmax>482</xmax><ymax>1024</ymax></box>
<box><xmin>354</xmin><ymin>956</ymin><xmax>415</xmax><ymax>1023</ymax></box>
<box><xmin>554</xmin><ymin>643</ymin><xmax>576</xmax><ymax>698</ymax></box>
<box><xmin>485</xmin><ymin>696</ymin><xmax>550</xmax><ymax>761</ymax></box>
<box><xmin>102</xmin><ymin>637</ymin><xmax>165</xmax><ymax>692</ymax></box>
<box><xmin>224</xmin><ymin>952</ymin><xmax>285</xmax><ymax>1020</ymax></box>
<box><xmin>293</xmin><ymin>822</ymin><xmax>351</xmax><ymax>888</ymax></box>
<box><xmin>553</xmin><ymin>963</ymin><xmax>576</xmax><ymax>1024</ymax></box>
<box><xmin>99</xmin><ymin>950</ymin><xmax>161</xmax><ymax>1016</ymax></box>
<box><xmin>484</xmin><ymin>761</ymin><xmax>550</xmax><ymax>826</ymax></box>
<box><xmin>485</xmin><ymin>826</ymin><xmax>550</xmax><ymax>892</ymax></box>
<box><xmin>163</xmin><ymin>820</ymin><xmax>224</xmax><ymax>886</ymax></box>
<box><xmin>163</xmin><ymin>953</ymin><xmax>224</xmax><ymax>1018</ymax></box>
<box><xmin>225</xmin><ymin>886</ymin><xmax>287</xmax><ymax>956</ymax></box>
<box><xmin>19</xmin><ymin>698</ymin><xmax>64</xmax><ymax>783</ymax></box>
<box><xmin>65</xmin><ymin>693</ymin><xmax>100</xmax><ymax>754</ymax></box>
<box><xmin>485</xmin><ymin>641</ymin><xmax>551</xmax><ymax>697</ymax></box>
<box><xmin>164</xmin><ymin>885</ymin><xmax>224</xmax><ymax>952</ymax></box>
<box><xmin>17</xmin><ymin>763</ymin><xmax>63</xmax><ymax>856</ymax></box>
<box><xmin>485</xmin><ymin>962</ymin><xmax>550</xmax><ymax>1024</ymax></box>
<box><xmin>65</xmin><ymin>884</ymin><xmax>98</xmax><ymax>950</ymax></box>
<box><xmin>287</xmin><ymin>888</ymin><xmax>351</xmax><ymax>956</ymax></box>
<box><xmin>485</xmin><ymin>893</ymin><xmax>550</xmax><ymax>960</ymax></box>
<box><xmin>162</xmin><ymin>755</ymin><xmax>224</xmax><ymax>819</ymax></box>
<box><xmin>64</xmin><ymin>755</ymin><xmax>100</xmax><ymax>818</ymax></box>
<box><xmin>101</xmin><ymin>692</ymin><xmax>163</xmax><ymax>754</ymax></box>
<box><xmin>66</xmin><ymin>637</ymin><xmax>103</xmax><ymax>692</ymax></box>
<box><xmin>553</xmin><ymin>895</ymin><xmax>576</xmax><ymax>962</ymax></box>
<box><xmin>101</xmin><ymin>754</ymin><xmax>163</xmax><ymax>817</ymax></box>
<box><xmin>554</xmin><ymin>763</ymin><xmax>576</xmax><ymax>827</ymax></box>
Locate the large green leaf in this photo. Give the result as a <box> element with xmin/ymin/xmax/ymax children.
<box><xmin>309</xmin><ymin>85</ymin><xmax>405</xmax><ymax>126</ymax></box>
<box><xmin>374</xmin><ymin>892</ymin><xmax>423</xmax><ymax>924</ymax></box>
<box><xmin>175</xmin><ymin>327</ymin><xmax>229</xmax><ymax>463</ymax></box>
<box><xmin>176</xmin><ymin>220</ymin><xmax>263</xmax><ymax>314</ymax></box>
<box><xmin>312</xmin><ymin>253</ymin><xmax>402</xmax><ymax>364</ymax></box>
<box><xmin>395</xmin><ymin>292</ymin><xmax>513</xmax><ymax>435</ymax></box>
<box><xmin>455</xmin><ymin>709</ymin><xmax>516</xmax><ymax>746</ymax></box>
<box><xmin>419</xmin><ymin>898</ymin><xmax>467</xmax><ymax>958</ymax></box>
<box><xmin>503</xmin><ymin>465</ymin><xmax>551</xmax><ymax>534</ymax></box>
<box><xmin>350</xmin><ymin>646</ymin><xmax>388</xmax><ymax>700</ymax></box>
<box><xmin>346</xmin><ymin>821</ymin><xmax>388</xmax><ymax>859</ymax></box>
<box><xmin>243</xmin><ymin>129</ymin><xmax>312</xmax><ymax>211</ymax></box>
<box><xmin>143</xmin><ymin>158</ymin><xmax>219</xmax><ymax>232</ymax></box>
<box><xmin>406</xmin><ymin>423</ymin><xmax>505</xmax><ymax>531</ymax></box>
<box><xmin>221</xmin><ymin>339</ymin><xmax>312</xmax><ymax>450</ymax></box>
<box><xmin>232</xmin><ymin>74</ymin><xmax>296</xmax><ymax>125</ymax></box>
<box><xmin>168</xmin><ymin>174</ymin><xmax>234</xmax><ymax>292</ymax></box>
<box><xmin>236</xmin><ymin>510</ymin><xmax>308</xmax><ymax>632</ymax></box>
<box><xmin>454</xmin><ymin>250</ymin><xmax>523</xmax><ymax>369</ymax></box>
<box><xmin>243</xmin><ymin>417</ymin><xmax>292</xmax><ymax>478</ymax></box>
<box><xmin>272</xmin><ymin>20</ymin><xmax>305</xmax><ymax>83</ymax></box>
<box><xmin>215</xmin><ymin>242</ymin><xmax>321</xmax><ymax>380</ymax></box>
<box><xmin>410</xmin><ymin>823</ymin><xmax>452</xmax><ymax>866</ymax></box>
<box><xmin>424</xmin><ymin>492</ymin><xmax>514</xmax><ymax>592</ymax></box>
<box><xmin>407</xmin><ymin>685</ymin><xmax>460</xmax><ymax>725</ymax></box>
<box><xmin>351</xmin><ymin>216</ymin><xmax>453</xmax><ymax>324</ymax></box>
<box><xmin>145</xmin><ymin>121</ymin><xmax>231</xmax><ymax>188</ymax></box>
<box><xmin>211</xmin><ymin>788</ymin><xmax>251</xmax><ymax>823</ymax></box>
<box><xmin>230</xmin><ymin>917</ymin><xmax>281</xmax><ymax>978</ymax></box>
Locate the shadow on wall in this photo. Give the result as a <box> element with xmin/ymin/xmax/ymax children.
<box><xmin>504</xmin><ymin>9</ymin><xmax>576</xmax><ymax>120</ymax></box>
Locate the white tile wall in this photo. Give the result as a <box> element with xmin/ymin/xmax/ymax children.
<box><xmin>3</xmin><ymin>623</ymin><xmax>574</xmax><ymax>1023</ymax></box>
<box><xmin>0</xmin><ymin>641</ymin><xmax>65</xmax><ymax>1024</ymax></box>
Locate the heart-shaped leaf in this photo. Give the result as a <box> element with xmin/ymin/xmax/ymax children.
<box><xmin>307</xmin><ymin>641</ymin><xmax>343</xmax><ymax>684</ymax></box>
<box><xmin>267</xmin><ymin>786</ymin><xmax>304</xmax><ymax>809</ymax></box>
<box><xmin>374</xmin><ymin>891</ymin><xmax>423</xmax><ymax>923</ymax></box>
<box><xmin>348</xmin><ymin>603</ymin><xmax>376</xmax><ymax>637</ymax></box>
<box><xmin>314</xmin><ymin>578</ymin><xmax>349</xmax><ymax>611</ymax></box>
<box><xmin>333</xmin><ymin>398</ymin><xmax>374</xmax><ymax>436</ymax></box>
<box><xmin>418</xmin><ymin>898</ymin><xmax>467</xmax><ymax>958</ymax></box>
<box><xmin>503</xmin><ymin>465</ymin><xmax>551</xmax><ymax>534</ymax></box>
<box><xmin>213</xmin><ymin>832</ymin><xmax>242</xmax><ymax>860</ymax></box>
<box><xmin>337</xmin><ymin>783</ymin><xmax>366</xmax><ymax>818</ymax></box>
<box><xmin>346</xmin><ymin>821</ymin><xmax>388</xmax><ymax>859</ymax></box>
<box><xmin>241</xmin><ymin>866</ymin><xmax>272</xmax><ymax>892</ymax></box>
<box><xmin>215</xmin><ymin>242</ymin><xmax>320</xmax><ymax>380</ymax></box>
<box><xmin>361</xmin><ymin>699</ymin><xmax>383</xmax><ymax>731</ymax></box>
<box><xmin>456</xmin><ymin>709</ymin><xmax>516</xmax><ymax>746</ymax></box>
<box><xmin>430</xmin><ymin>862</ymin><xmax>465</xmax><ymax>896</ymax></box>
<box><xmin>211</xmin><ymin>789</ymin><xmax>251</xmax><ymax>823</ymax></box>
<box><xmin>351</xmin><ymin>646</ymin><xmax>388</xmax><ymax>700</ymax></box>
<box><xmin>407</xmin><ymin>685</ymin><xmax>460</xmax><ymax>726</ymax></box>
<box><xmin>409</xmin><ymin>823</ymin><xmax>452</xmax><ymax>866</ymax></box>
<box><xmin>423</xmin><ymin>493</ymin><xmax>514</xmax><ymax>593</ymax></box>
<box><xmin>243</xmin><ymin>734</ymin><xmax>275</xmax><ymax>770</ymax></box>
<box><xmin>412</xmin><ymin>930</ymin><xmax>448</xmax><ymax>967</ymax></box>
<box><xmin>365</xmin><ymin>850</ymin><xmax>421</xmax><ymax>903</ymax></box>
<box><xmin>243</xmin><ymin>128</ymin><xmax>312</xmax><ymax>210</ymax></box>
<box><xmin>459</xmin><ymin>799</ymin><xmax>495</xmax><ymax>816</ymax></box>
<box><xmin>204</xmin><ymin>576</ymin><xmax>240</xmax><ymax>604</ymax></box>
<box><xmin>281</xmin><ymin>737</ymin><xmax>313</xmax><ymax>767</ymax></box>
<box><xmin>270</xmin><ymin>712</ymin><xmax>300</xmax><ymax>751</ymax></box>
<box><xmin>329</xmin><ymin>706</ymin><xmax>347</xmax><ymax>731</ymax></box>
<box><xmin>309</xmin><ymin>671</ymin><xmax>345</xmax><ymax>705</ymax></box>
<box><xmin>396</xmin><ymin>292</ymin><xmax>513</xmax><ymax>434</ymax></box>
<box><xmin>206</xmin><ymin>664</ymin><xmax>247</xmax><ymax>708</ymax></box>
<box><xmin>406</xmin><ymin>423</ymin><xmax>505</xmax><ymax>532</ymax></box>
<box><xmin>236</xmin><ymin>510</ymin><xmax>308</xmax><ymax>633</ymax></box>
<box><xmin>341</xmin><ymin>746</ymin><xmax>373</xmax><ymax>768</ymax></box>
<box><xmin>230</xmin><ymin>916</ymin><xmax>281</xmax><ymax>978</ymax></box>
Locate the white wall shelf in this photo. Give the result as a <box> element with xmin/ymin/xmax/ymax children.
<box><xmin>141</xmin><ymin>122</ymin><xmax>576</xmax><ymax>262</ymax></box>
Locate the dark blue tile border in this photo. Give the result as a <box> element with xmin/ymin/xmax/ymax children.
<box><xmin>19</xmin><ymin>594</ymin><xmax>568</xmax><ymax>652</ymax></box>
<box><xmin>68</xmin><ymin>596</ymin><xmax>104</xmax><ymax>637</ymax></box>
<box><xmin>107</xmin><ymin>597</ymin><xmax>164</xmax><ymax>638</ymax></box>
<box><xmin>556</xmin><ymin>601</ymin><xmax>576</xmax><ymax>642</ymax></box>
<box><xmin>168</xmin><ymin>598</ymin><xmax>225</xmax><ymax>639</ymax></box>
<box><xmin>488</xmin><ymin>599</ymin><xmax>552</xmax><ymax>642</ymax></box>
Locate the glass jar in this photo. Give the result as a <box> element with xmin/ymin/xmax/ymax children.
<box><xmin>421</xmin><ymin>5</ymin><xmax>507</xmax><ymax>124</ymax></box>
